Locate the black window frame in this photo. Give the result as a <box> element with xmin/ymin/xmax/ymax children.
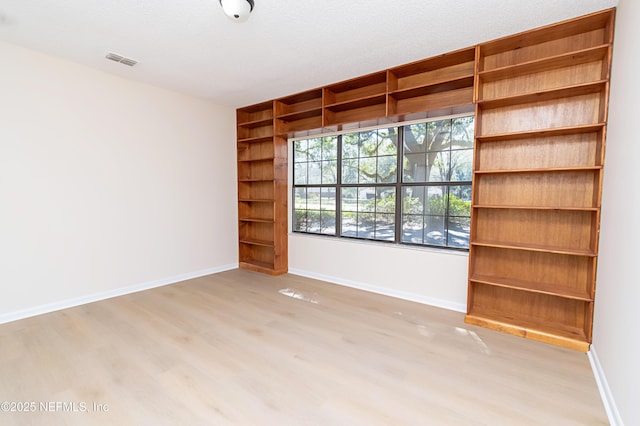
<box><xmin>292</xmin><ymin>114</ymin><xmax>473</xmax><ymax>251</ymax></box>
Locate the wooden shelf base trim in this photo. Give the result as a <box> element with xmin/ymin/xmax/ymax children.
<box><xmin>464</xmin><ymin>314</ymin><xmax>590</xmax><ymax>352</ymax></box>
<box><xmin>471</xmin><ymin>241</ymin><xmax>597</xmax><ymax>257</ymax></box>
<box><xmin>469</xmin><ymin>275</ymin><xmax>592</xmax><ymax>301</ymax></box>
<box><xmin>239</xmin><ymin>261</ymin><xmax>287</xmax><ymax>276</ymax></box>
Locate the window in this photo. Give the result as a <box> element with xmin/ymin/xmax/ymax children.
<box><xmin>293</xmin><ymin>115</ymin><xmax>473</xmax><ymax>250</ymax></box>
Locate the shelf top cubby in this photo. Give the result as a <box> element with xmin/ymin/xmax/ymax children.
<box><xmin>478</xmin><ymin>44</ymin><xmax>610</xmax><ymax>83</ymax></box>
<box><xmin>323</xmin><ymin>71</ymin><xmax>387</xmax><ymax>107</ymax></box>
<box><xmin>275</xmin><ymin>88</ymin><xmax>323</xmax><ymax>121</ymax></box>
<box><xmin>478</xmin><ymin>8</ymin><xmax>614</xmax><ymax>58</ymax></box>
<box><xmin>237</xmin><ymin>100</ymin><xmax>274</xmax><ymax>125</ymax></box>
<box><xmin>388</xmin><ymin>46</ymin><xmax>475</xmax><ymax>92</ymax></box>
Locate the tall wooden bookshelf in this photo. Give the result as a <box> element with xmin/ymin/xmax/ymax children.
<box><xmin>237</xmin><ymin>101</ymin><xmax>288</xmax><ymax>275</ymax></box>
<box><xmin>465</xmin><ymin>9</ymin><xmax>615</xmax><ymax>351</ymax></box>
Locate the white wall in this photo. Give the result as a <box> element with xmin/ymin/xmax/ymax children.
<box><xmin>290</xmin><ymin>232</ymin><xmax>468</xmax><ymax>312</ymax></box>
<box><xmin>592</xmin><ymin>1</ymin><xmax>640</xmax><ymax>425</ymax></box>
<box><xmin>0</xmin><ymin>41</ymin><xmax>237</xmax><ymax>320</ymax></box>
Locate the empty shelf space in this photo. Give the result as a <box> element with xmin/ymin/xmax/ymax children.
<box><xmin>478</xmin><ymin>45</ymin><xmax>610</xmax><ymax>82</ymax></box>
<box><xmin>469</xmin><ymin>274</ymin><xmax>592</xmax><ymax>301</ymax></box>
<box><xmin>475</xmin><ymin>124</ymin><xmax>606</xmax><ymax>143</ymax></box>
<box><xmin>388</xmin><ymin>75</ymin><xmax>474</xmax><ymax>99</ymax></box>
<box><xmin>471</xmin><ymin>241</ymin><xmax>596</xmax><ymax>257</ymax></box>
<box><xmin>477</xmin><ymin>80</ymin><xmax>608</xmax><ymax>109</ymax></box>
<box><xmin>239</xmin><ymin>238</ymin><xmax>274</xmax><ymax>247</ymax></box>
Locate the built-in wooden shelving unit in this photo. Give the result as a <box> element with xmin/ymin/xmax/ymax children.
<box><xmin>235</xmin><ymin>8</ymin><xmax>616</xmax><ymax>351</ymax></box>
<box><xmin>465</xmin><ymin>8</ymin><xmax>615</xmax><ymax>351</ymax></box>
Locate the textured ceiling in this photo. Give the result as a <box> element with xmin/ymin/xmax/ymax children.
<box><xmin>0</xmin><ymin>0</ymin><xmax>618</xmax><ymax>108</ymax></box>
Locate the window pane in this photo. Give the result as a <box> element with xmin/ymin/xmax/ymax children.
<box><xmin>307</xmin><ymin>210</ymin><xmax>321</xmax><ymax>233</ymax></box>
<box><xmin>308</xmin><ymin>161</ymin><xmax>321</xmax><ymax>184</ymax></box>
<box><xmin>451</xmin><ymin>149</ymin><xmax>473</xmax><ymax>181</ymax></box>
<box><xmin>357</xmin><ymin>187</ymin><xmax>375</xmax><ymax>212</ymax></box>
<box><xmin>294</xmin><ymin>209</ymin><xmax>307</xmax><ymax>232</ymax></box>
<box><xmin>452</xmin><ymin>116</ymin><xmax>475</xmax><ymax>148</ymax></box>
<box><xmin>294</xmin><ymin>162</ymin><xmax>307</xmax><ymax>185</ymax></box>
<box><xmin>320</xmin><ymin>187</ymin><xmax>336</xmax><ymax>211</ymax></box>
<box><xmin>294</xmin><ymin>139</ymin><xmax>308</xmax><ymax>162</ymax></box>
<box><xmin>403</xmin><ymin>186</ymin><xmax>425</xmax><ymax>215</ymax></box>
<box><xmin>427</xmin><ymin>120</ymin><xmax>451</xmax><ymax>152</ymax></box>
<box><xmin>376</xmin><ymin>187</ymin><xmax>396</xmax><ymax>213</ymax></box>
<box><xmin>426</xmin><ymin>186</ymin><xmax>447</xmax><ymax>215</ymax></box>
<box><xmin>341</xmin><ymin>211</ymin><xmax>357</xmax><ymax>237</ymax></box>
<box><xmin>404</xmin><ymin>124</ymin><xmax>427</xmax><ymax>152</ymax></box>
<box><xmin>424</xmin><ymin>215</ymin><xmax>446</xmax><ymax>246</ymax></box>
<box><xmin>322</xmin><ymin>136</ymin><xmax>338</xmax><ymax>160</ymax></box>
<box><xmin>342</xmin><ymin>134</ymin><xmax>359</xmax><ymax>159</ymax></box>
<box><xmin>402</xmin><ymin>214</ymin><xmax>423</xmax><ymax>243</ymax></box>
<box><xmin>342</xmin><ymin>159</ymin><xmax>358</xmax><ymax>184</ymax></box>
<box><xmin>341</xmin><ymin>187</ymin><xmax>357</xmax><ymax>212</ymax></box>
<box><xmin>321</xmin><ymin>160</ymin><xmax>337</xmax><ymax>184</ymax></box>
<box><xmin>294</xmin><ymin>187</ymin><xmax>307</xmax><ymax>209</ymax></box>
<box><xmin>307</xmin><ymin>138</ymin><xmax>321</xmax><ymax>160</ymax></box>
<box><xmin>427</xmin><ymin>151</ymin><xmax>451</xmax><ymax>182</ymax></box>
<box><xmin>448</xmin><ymin>216</ymin><xmax>470</xmax><ymax>248</ymax></box>
<box><xmin>403</xmin><ymin>152</ymin><xmax>426</xmax><ymax>182</ymax></box>
<box><xmin>321</xmin><ymin>210</ymin><xmax>336</xmax><ymax>234</ymax></box>
<box><xmin>358</xmin><ymin>157</ymin><xmax>377</xmax><ymax>183</ymax></box>
<box><xmin>378</xmin><ymin>155</ymin><xmax>397</xmax><ymax>183</ymax></box>
<box><xmin>376</xmin><ymin>213</ymin><xmax>395</xmax><ymax>241</ymax></box>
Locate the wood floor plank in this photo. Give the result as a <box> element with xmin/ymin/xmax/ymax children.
<box><xmin>0</xmin><ymin>269</ymin><xmax>608</xmax><ymax>425</ymax></box>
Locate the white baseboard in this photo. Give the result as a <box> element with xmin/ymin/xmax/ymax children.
<box><xmin>588</xmin><ymin>345</ymin><xmax>624</xmax><ymax>426</ymax></box>
<box><xmin>0</xmin><ymin>263</ymin><xmax>238</xmax><ymax>325</ymax></box>
<box><xmin>288</xmin><ymin>268</ymin><xmax>466</xmax><ymax>313</ymax></box>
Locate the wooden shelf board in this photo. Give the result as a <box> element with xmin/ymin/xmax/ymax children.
<box><xmin>239</xmin><ymin>218</ymin><xmax>275</xmax><ymax>223</ymax></box>
<box><xmin>474</xmin><ymin>166</ymin><xmax>602</xmax><ymax>174</ymax></box>
<box><xmin>475</xmin><ymin>123</ymin><xmax>606</xmax><ymax>142</ymax></box>
<box><xmin>478</xmin><ymin>44</ymin><xmax>610</xmax><ymax>82</ymax></box>
<box><xmin>469</xmin><ymin>275</ymin><xmax>592</xmax><ymax>301</ymax></box>
<box><xmin>237</xmin><ymin>135</ymin><xmax>274</xmax><ymax>144</ymax></box>
<box><xmin>477</xmin><ymin>80</ymin><xmax>607</xmax><ymax>109</ymax></box>
<box><xmin>237</xmin><ymin>157</ymin><xmax>274</xmax><ymax>163</ymax></box>
<box><xmin>472</xmin><ymin>204</ymin><xmax>599</xmax><ymax>212</ymax></box>
<box><xmin>388</xmin><ymin>75</ymin><xmax>474</xmax><ymax>100</ymax></box>
<box><xmin>239</xmin><ymin>238</ymin><xmax>274</xmax><ymax>248</ymax></box>
<box><xmin>464</xmin><ymin>313</ymin><xmax>590</xmax><ymax>352</ymax></box>
<box><xmin>324</xmin><ymin>94</ymin><xmax>387</xmax><ymax>112</ymax></box>
<box><xmin>276</xmin><ymin>108</ymin><xmax>322</xmax><ymax>122</ymax></box>
<box><xmin>237</xmin><ymin>117</ymin><xmax>273</xmax><ymax>129</ymax></box>
<box><xmin>238</xmin><ymin>198</ymin><xmax>275</xmax><ymax>203</ymax></box>
<box><xmin>470</xmin><ymin>241</ymin><xmax>597</xmax><ymax>257</ymax></box>
<box><xmin>389</xmin><ymin>47</ymin><xmax>475</xmax><ymax>78</ymax></box>
<box><xmin>237</xmin><ymin>178</ymin><xmax>275</xmax><ymax>183</ymax></box>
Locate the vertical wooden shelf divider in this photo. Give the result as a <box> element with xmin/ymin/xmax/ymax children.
<box><xmin>234</xmin><ymin>8</ymin><xmax>616</xmax><ymax>351</ymax></box>
<box><xmin>465</xmin><ymin>8</ymin><xmax>615</xmax><ymax>352</ymax></box>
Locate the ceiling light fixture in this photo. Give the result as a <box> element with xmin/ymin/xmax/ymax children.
<box><xmin>219</xmin><ymin>0</ymin><xmax>254</xmax><ymax>22</ymax></box>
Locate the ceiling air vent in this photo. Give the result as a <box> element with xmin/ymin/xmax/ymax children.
<box><xmin>105</xmin><ymin>52</ymin><xmax>138</xmax><ymax>67</ymax></box>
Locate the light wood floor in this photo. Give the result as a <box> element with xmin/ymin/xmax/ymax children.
<box><xmin>0</xmin><ymin>269</ymin><xmax>607</xmax><ymax>425</ymax></box>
